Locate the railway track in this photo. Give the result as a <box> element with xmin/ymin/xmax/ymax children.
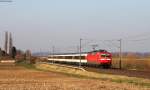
<box><xmin>84</xmin><ymin>67</ymin><xmax>150</xmax><ymax>79</ymax></box>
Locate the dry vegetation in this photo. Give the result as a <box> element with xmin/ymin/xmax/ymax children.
<box><xmin>112</xmin><ymin>57</ymin><xmax>150</xmax><ymax>71</ymax></box>
<box><xmin>0</xmin><ymin>62</ymin><xmax>149</xmax><ymax>90</ymax></box>
<box><xmin>35</xmin><ymin>63</ymin><xmax>150</xmax><ymax>89</ymax></box>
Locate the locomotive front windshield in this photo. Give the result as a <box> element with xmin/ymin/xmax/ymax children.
<box><xmin>101</xmin><ymin>54</ymin><xmax>110</xmax><ymax>58</ymax></box>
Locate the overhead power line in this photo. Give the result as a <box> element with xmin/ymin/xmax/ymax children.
<box><xmin>128</xmin><ymin>37</ymin><xmax>150</xmax><ymax>42</ymax></box>
<box><xmin>122</xmin><ymin>32</ymin><xmax>150</xmax><ymax>41</ymax></box>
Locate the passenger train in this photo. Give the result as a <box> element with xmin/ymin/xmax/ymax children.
<box><xmin>47</xmin><ymin>50</ymin><xmax>112</xmax><ymax>68</ymax></box>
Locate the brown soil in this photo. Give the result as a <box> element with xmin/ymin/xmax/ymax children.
<box><xmin>0</xmin><ymin>63</ymin><xmax>149</xmax><ymax>90</ymax></box>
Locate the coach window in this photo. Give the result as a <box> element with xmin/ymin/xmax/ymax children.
<box><xmin>61</xmin><ymin>56</ymin><xmax>64</xmax><ymax>59</ymax></box>
<box><xmin>58</xmin><ymin>56</ymin><xmax>62</xmax><ymax>59</ymax></box>
<box><xmin>81</xmin><ymin>56</ymin><xmax>85</xmax><ymax>59</ymax></box>
<box><xmin>74</xmin><ymin>56</ymin><xmax>79</xmax><ymax>59</ymax></box>
<box><xmin>54</xmin><ymin>56</ymin><xmax>58</xmax><ymax>58</ymax></box>
<box><xmin>66</xmin><ymin>56</ymin><xmax>73</xmax><ymax>59</ymax></box>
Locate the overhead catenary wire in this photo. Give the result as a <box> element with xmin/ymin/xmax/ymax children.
<box><xmin>122</xmin><ymin>31</ymin><xmax>150</xmax><ymax>40</ymax></box>
<box><xmin>52</xmin><ymin>31</ymin><xmax>150</xmax><ymax>54</ymax></box>
<box><xmin>126</xmin><ymin>37</ymin><xmax>150</xmax><ymax>42</ymax></box>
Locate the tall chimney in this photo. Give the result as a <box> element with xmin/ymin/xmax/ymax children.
<box><xmin>9</xmin><ymin>32</ymin><xmax>13</xmax><ymax>55</ymax></box>
<box><xmin>4</xmin><ymin>31</ymin><xmax>8</xmax><ymax>54</ymax></box>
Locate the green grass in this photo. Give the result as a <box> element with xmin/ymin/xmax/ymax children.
<box><xmin>15</xmin><ymin>60</ymin><xmax>36</xmax><ymax>70</ymax></box>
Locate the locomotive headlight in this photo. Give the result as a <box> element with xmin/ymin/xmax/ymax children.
<box><xmin>101</xmin><ymin>59</ymin><xmax>111</xmax><ymax>60</ymax></box>
<box><xmin>100</xmin><ymin>59</ymin><xmax>105</xmax><ymax>60</ymax></box>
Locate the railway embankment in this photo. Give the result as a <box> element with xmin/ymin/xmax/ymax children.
<box><xmin>35</xmin><ymin>63</ymin><xmax>150</xmax><ymax>88</ymax></box>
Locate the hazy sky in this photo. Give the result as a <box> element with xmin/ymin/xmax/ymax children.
<box><xmin>0</xmin><ymin>0</ymin><xmax>150</xmax><ymax>53</ymax></box>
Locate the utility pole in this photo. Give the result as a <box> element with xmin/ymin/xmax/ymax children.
<box><xmin>119</xmin><ymin>39</ymin><xmax>122</xmax><ymax>69</ymax></box>
<box><xmin>79</xmin><ymin>38</ymin><xmax>82</xmax><ymax>68</ymax></box>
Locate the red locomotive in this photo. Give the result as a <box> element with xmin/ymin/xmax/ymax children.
<box><xmin>48</xmin><ymin>50</ymin><xmax>112</xmax><ymax>68</ymax></box>
<box><xmin>87</xmin><ymin>50</ymin><xmax>112</xmax><ymax>68</ymax></box>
